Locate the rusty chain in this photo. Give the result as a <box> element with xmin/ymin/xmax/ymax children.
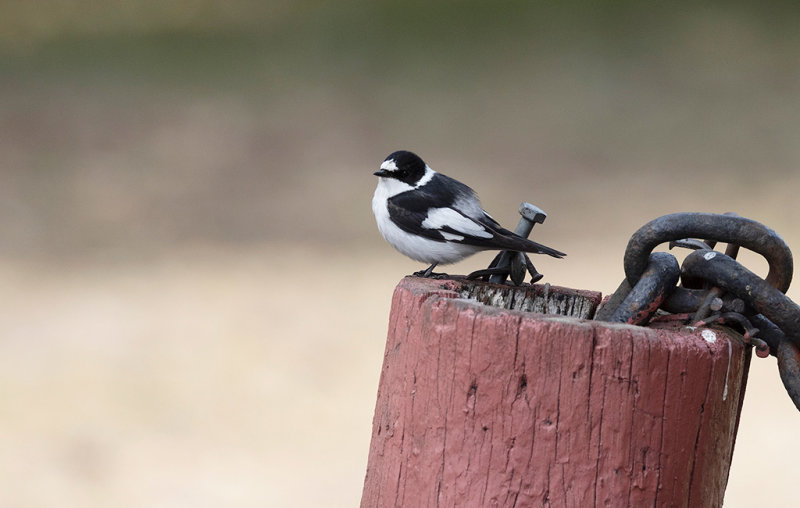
<box><xmin>462</xmin><ymin>206</ymin><xmax>798</xmax><ymax>409</ymax></box>
<box><xmin>594</xmin><ymin>212</ymin><xmax>800</xmax><ymax>411</ymax></box>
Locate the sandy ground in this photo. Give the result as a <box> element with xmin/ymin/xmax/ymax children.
<box><xmin>2</xmin><ymin>6</ymin><xmax>799</xmax><ymax>503</ymax></box>
<box><xmin>0</xmin><ymin>242</ymin><xmax>797</xmax><ymax>507</ymax></box>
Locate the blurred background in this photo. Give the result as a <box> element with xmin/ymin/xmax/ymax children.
<box><xmin>1</xmin><ymin>1</ymin><xmax>798</xmax><ymax>506</ymax></box>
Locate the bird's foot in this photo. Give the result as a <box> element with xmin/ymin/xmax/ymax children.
<box><xmin>412</xmin><ymin>263</ymin><xmax>443</xmax><ymax>278</ymax></box>
<box><xmin>412</xmin><ymin>269</ymin><xmax>448</xmax><ymax>279</ymax></box>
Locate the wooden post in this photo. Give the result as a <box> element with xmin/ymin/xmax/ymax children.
<box><xmin>361</xmin><ymin>277</ymin><xmax>749</xmax><ymax>507</ymax></box>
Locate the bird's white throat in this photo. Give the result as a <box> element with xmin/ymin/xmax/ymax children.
<box><xmin>374</xmin><ymin>166</ymin><xmax>436</xmax><ymax>199</ymax></box>
<box><xmin>374</xmin><ymin>176</ymin><xmax>414</xmax><ymax>199</ymax></box>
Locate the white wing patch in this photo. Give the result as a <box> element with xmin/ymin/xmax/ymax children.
<box><xmin>422</xmin><ymin>208</ymin><xmax>493</xmax><ymax>238</ymax></box>
<box><xmin>440</xmin><ymin>231</ymin><xmax>465</xmax><ymax>241</ymax></box>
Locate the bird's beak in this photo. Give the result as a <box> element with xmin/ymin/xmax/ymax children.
<box><xmin>373</xmin><ymin>169</ymin><xmax>391</xmax><ymax>177</ymax></box>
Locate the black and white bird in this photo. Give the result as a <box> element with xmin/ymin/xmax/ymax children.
<box><xmin>372</xmin><ymin>150</ymin><xmax>565</xmax><ymax>277</ymax></box>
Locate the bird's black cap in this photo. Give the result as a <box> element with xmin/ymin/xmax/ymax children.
<box><xmin>385</xmin><ymin>150</ymin><xmax>425</xmax><ymax>170</ymax></box>
<box><xmin>375</xmin><ymin>150</ymin><xmax>427</xmax><ymax>184</ymax></box>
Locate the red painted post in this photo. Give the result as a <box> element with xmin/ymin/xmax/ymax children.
<box><xmin>361</xmin><ymin>277</ymin><xmax>749</xmax><ymax>507</ymax></box>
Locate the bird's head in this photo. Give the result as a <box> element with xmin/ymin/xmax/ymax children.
<box><xmin>374</xmin><ymin>150</ymin><xmax>429</xmax><ymax>187</ymax></box>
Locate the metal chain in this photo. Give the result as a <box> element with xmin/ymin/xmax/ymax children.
<box><xmin>594</xmin><ymin>212</ymin><xmax>800</xmax><ymax>411</ymax></box>
<box><xmin>462</xmin><ymin>207</ymin><xmax>799</xmax><ymax>410</ymax></box>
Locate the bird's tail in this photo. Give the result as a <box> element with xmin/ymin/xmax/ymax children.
<box><xmin>492</xmin><ymin>233</ymin><xmax>566</xmax><ymax>258</ymax></box>
<box><xmin>518</xmin><ymin>238</ymin><xmax>566</xmax><ymax>258</ymax></box>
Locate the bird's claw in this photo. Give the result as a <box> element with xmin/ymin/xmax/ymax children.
<box><xmin>413</xmin><ymin>263</ymin><xmax>447</xmax><ymax>278</ymax></box>
<box><xmin>413</xmin><ymin>270</ymin><xmax>448</xmax><ymax>279</ymax></box>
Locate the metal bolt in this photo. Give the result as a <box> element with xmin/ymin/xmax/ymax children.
<box><xmin>489</xmin><ymin>203</ymin><xmax>547</xmax><ymax>285</ymax></box>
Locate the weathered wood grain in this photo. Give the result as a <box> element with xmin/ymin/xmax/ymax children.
<box><xmin>361</xmin><ymin>277</ymin><xmax>749</xmax><ymax>507</ymax></box>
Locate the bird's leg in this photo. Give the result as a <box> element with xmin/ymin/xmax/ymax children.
<box><xmin>413</xmin><ymin>263</ymin><xmax>439</xmax><ymax>278</ymax></box>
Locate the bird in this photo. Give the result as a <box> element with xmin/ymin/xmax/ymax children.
<box><xmin>372</xmin><ymin>150</ymin><xmax>565</xmax><ymax>278</ymax></box>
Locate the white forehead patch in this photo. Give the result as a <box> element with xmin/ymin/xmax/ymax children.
<box><xmin>380</xmin><ymin>159</ymin><xmax>398</xmax><ymax>171</ymax></box>
<box><xmin>422</xmin><ymin>208</ymin><xmax>493</xmax><ymax>238</ymax></box>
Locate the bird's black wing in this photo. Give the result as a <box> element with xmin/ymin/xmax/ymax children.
<box><xmin>385</xmin><ymin>173</ymin><xmax>494</xmax><ymax>242</ymax></box>
<box><xmin>387</xmin><ymin>173</ymin><xmax>566</xmax><ymax>258</ymax></box>
<box><xmin>385</xmin><ymin>186</ymin><xmax>467</xmax><ymax>243</ymax></box>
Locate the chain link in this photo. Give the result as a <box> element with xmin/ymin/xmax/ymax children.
<box><xmin>595</xmin><ymin>212</ymin><xmax>800</xmax><ymax>411</ymax></box>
